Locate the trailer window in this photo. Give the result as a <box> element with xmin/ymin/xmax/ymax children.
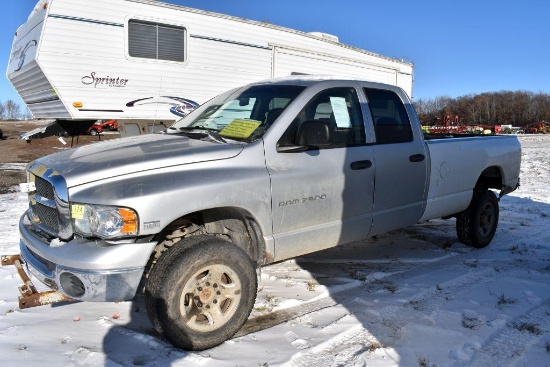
<box><xmin>128</xmin><ymin>20</ymin><xmax>186</xmax><ymax>62</ymax></box>
<box><xmin>364</xmin><ymin>88</ymin><xmax>412</xmax><ymax>144</ymax></box>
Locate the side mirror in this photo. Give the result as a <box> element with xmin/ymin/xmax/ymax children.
<box><xmin>296</xmin><ymin>120</ymin><xmax>332</xmax><ymax>147</ymax></box>
<box><xmin>277</xmin><ymin>120</ymin><xmax>332</xmax><ymax>153</ymax></box>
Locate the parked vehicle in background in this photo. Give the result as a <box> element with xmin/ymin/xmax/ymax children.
<box><xmin>86</xmin><ymin>120</ymin><xmax>118</xmax><ymax>135</ymax></box>
<box><xmin>7</xmin><ymin>0</ymin><xmax>414</xmax><ymax>138</ymax></box>
<box><xmin>86</xmin><ymin>124</ymin><xmax>101</xmax><ymax>136</ymax></box>
<box><xmin>99</xmin><ymin>119</ymin><xmax>118</xmax><ymax>131</ymax></box>
<box><xmin>14</xmin><ymin>77</ymin><xmax>521</xmax><ymax>351</ymax></box>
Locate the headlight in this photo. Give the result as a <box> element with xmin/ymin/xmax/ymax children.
<box><xmin>71</xmin><ymin>203</ymin><xmax>138</xmax><ymax>239</ymax></box>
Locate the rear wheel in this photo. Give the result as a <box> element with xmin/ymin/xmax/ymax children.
<box><xmin>456</xmin><ymin>190</ymin><xmax>499</xmax><ymax>248</ymax></box>
<box><xmin>89</xmin><ymin>128</ymin><xmax>99</xmax><ymax>136</ymax></box>
<box><xmin>144</xmin><ymin>236</ymin><xmax>257</xmax><ymax>350</ymax></box>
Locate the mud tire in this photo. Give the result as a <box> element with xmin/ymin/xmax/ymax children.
<box><xmin>456</xmin><ymin>190</ymin><xmax>499</xmax><ymax>248</ymax></box>
<box><xmin>144</xmin><ymin>235</ymin><xmax>257</xmax><ymax>350</ymax></box>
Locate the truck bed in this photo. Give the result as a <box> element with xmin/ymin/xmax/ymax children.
<box><xmin>424</xmin><ymin>133</ymin><xmax>495</xmax><ymax>140</ymax></box>
<box><xmin>420</xmin><ymin>134</ymin><xmax>521</xmax><ymax>222</ymax></box>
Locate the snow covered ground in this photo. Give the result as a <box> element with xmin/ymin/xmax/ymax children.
<box><xmin>0</xmin><ymin>135</ymin><xmax>548</xmax><ymax>366</ymax></box>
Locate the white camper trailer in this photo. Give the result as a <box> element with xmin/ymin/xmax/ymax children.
<box><xmin>7</xmin><ymin>0</ymin><xmax>414</xmax><ymax>137</ymax></box>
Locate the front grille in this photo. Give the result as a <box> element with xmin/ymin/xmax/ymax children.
<box><xmin>33</xmin><ymin>202</ymin><xmax>60</xmax><ymax>231</ymax></box>
<box><xmin>29</xmin><ymin>172</ymin><xmax>60</xmax><ymax>235</ymax></box>
<box><xmin>27</xmin><ymin>166</ymin><xmax>71</xmax><ymax>240</ymax></box>
<box><xmin>34</xmin><ymin>176</ymin><xmax>55</xmax><ymax>200</ymax></box>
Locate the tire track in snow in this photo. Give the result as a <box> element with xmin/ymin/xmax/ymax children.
<box><xmin>287</xmin><ymin>324</ymin><xmax>379</xmax><ymax>367</ymax></box>
<box><xmin>238</xmin><ymin>245</ymin><xmax>492</xmax><ymax>337</ymax></box>
<box><xmin>403</xmin><ymin>267</ymin><xmax>498</xmax><ymax>313</ymax></box>
<box><xmin>237</xmin><ymin>259</ymin><xmax>504</xmax><ymax>367</ymax></box>
<box><xmin>281</xmin><ymin>266</ymin><xmax>504</xmax><ymax>366</ymax></box>
<box><xmin>465</xmin><ymin>298</ymin><xmax>550</xmax><ymax>367</ymax></box>
<box><xmin>240</xmin><ymin>246</ymin><xmax>533</xmax><ymax>367</ymax></box>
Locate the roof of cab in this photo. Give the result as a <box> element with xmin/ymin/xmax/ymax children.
<box><xmin>254</xmin><ymin>75</ymin><xmax>367</xmax><ymax>86</ymax></box>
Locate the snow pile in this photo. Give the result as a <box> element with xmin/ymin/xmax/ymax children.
<box><xmin>0</xmin><ymin>135</ymin><xmax>548</xmax><ymax>366</ymax></box>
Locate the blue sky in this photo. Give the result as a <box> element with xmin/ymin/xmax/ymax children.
<box><xmin>1</xmin><ymin>0</ymin><xmax>549</xmax><ymax>108</ymax></box>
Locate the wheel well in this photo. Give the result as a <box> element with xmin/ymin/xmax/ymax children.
<box><xmin>475</xmin><ymin>166</ymin><xmax>503</xmax><ymax>191</ymax></box>
<box><xmin>151</xmin><ymin>207</ymin><xmax>267</xmax><ymax>267</ymax></box>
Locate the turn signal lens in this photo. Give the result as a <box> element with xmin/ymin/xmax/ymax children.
<box><xmin>119</xmin><ymin>208</ymin><xmax>138</xmax><ymax>234</ymax></box>
<box><xmin>73</xmin><ymin>102</ymin><xmax>83</xmax><ymax>108</ymax></box>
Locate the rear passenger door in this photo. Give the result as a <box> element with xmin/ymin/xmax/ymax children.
<box><xmin>363</xmin><ymin>87</ymin><xmax>428</xmax><ymax>236</ymax></box>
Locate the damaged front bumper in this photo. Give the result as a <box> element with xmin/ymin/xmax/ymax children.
<box><xmin>17</xmin><ymin>213</ymin><xmax>157</xmax><ymax>305</ymax></box>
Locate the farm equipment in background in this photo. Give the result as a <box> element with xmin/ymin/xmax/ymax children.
<box><xmin>422</xmin><ymin>114</ymin><xmax>516</xmax><ymax>135</ymax></box>
<box><xmin>86</xmin><ymin>120</ymin><xmax>118</xmax><ymax>136</ymax></box>
<box><xmin>423</xmin><ymin>115</ymin><xmax>469</xmax><ymax>134</ymax></box>
<box><xmin>523</xmin><ymin>122</ymin><xmax>549</xmax><ymax>134</ymax></box>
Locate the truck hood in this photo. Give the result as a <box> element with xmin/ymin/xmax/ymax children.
<box><xmin>35</xmin><ymin>134</ymin><xmax>244</xmax><ymax>187</ymax></box>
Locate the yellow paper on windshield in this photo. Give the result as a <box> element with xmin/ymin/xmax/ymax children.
<box><xmin>220</xmin><ymin>119</ymin><xmax>261</xmax><ymax>139</ymax></box>
<box><xmin>71</xmin><ymin>204</ymin><xmax>85</xmax><ymax>220</ymax></box>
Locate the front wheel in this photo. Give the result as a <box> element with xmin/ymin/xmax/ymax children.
<box><xmin>144</xmin><ymin>236</ymin><xmax>257</xmax><ymax>350</ymax></box>
<box><xmin>456</xmin><ymin>190</ymin><xmax>499</xmax><ymax>248</ymax></box>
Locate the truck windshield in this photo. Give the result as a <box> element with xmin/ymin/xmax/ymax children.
<box><xmin>170</xmin><ymin>84</ymin><xmax>306</xmax><ymax>142</ymax></box>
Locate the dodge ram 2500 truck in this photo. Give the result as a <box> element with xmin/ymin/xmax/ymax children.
<box><xmin>14</xmin><ymin>77</ymin><xmax>521</xmax><ymax>350</ymax></box>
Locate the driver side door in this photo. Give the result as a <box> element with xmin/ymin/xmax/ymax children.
<box><xmin>264</xmin><ymin>84</ymin><xmax>375</xmax><ymax>261</ymax></box>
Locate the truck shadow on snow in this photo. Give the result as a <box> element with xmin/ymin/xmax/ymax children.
<box><xmin>100</xmin><ymin>195</ymin><xmax>548</xmax><ymax>365</ymax></box>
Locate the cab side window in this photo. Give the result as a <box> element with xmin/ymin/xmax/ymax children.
<box><xmin>278</xmin><ymin>87</ymin><xmax>365</xmax><ymax>149</ymax></box>
<box><xmin>364</xmin><ymin>88</ymin><xmax>413</xmax><ymax>144</ymax></box>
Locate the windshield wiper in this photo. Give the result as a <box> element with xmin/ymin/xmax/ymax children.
<box><xmin>206</xmin><ymin>131</ymin><xmax>227</xmax><ymax>143</ymax></box>
<box><xmin>178</xmin><ymin>126</ymin><xmax>227</xmax><ymax>143</ymax></box>
<box><xmin>179</xmin><ymin>126</ymin><xmax>219</xmax><ymax>132</ymax></box>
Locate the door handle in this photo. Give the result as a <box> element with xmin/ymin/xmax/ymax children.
<box><xmin>350</xmin><ymin>160</ymin><xmax>372</xmax><ymax>170</ymax></box>
<box><xmin>409</xmin><ymin>154</ymin><xmax>425</xmax><ymax>163</ymax></box>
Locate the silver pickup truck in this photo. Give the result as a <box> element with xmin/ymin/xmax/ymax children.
<box><xmin>16</xmin><ymin>77</ymin><xmax>521</xmax><ymax>350</ymax></box>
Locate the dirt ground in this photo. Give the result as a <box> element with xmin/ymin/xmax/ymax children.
<box><xmin>0</xmin><ymin>120</ymin><xmax>119</xmax><ymax>194</ymax></box>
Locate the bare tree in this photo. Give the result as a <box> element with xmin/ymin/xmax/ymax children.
<box><xmin>21</xmin><ymin>107</ymin><xmax>33</xmax><ymax>120</ymax></box>
<box><xmin>532</xmin><ymin>93</ymin><xmax>550</xmax><ymax>122</ymax></box>
<box><xmin>415</xmin><ymin>90</ymin><xmax>550</xmax><ymax>127</ymax></box>
<box><xmin>0</xmin><ymin>101</ymin><xmax>6</xmax><ymax>120</ymax></box>
<box><xmin>5</xmin><ymin>100</ymin><xmax>21</xmax><ymax>120</ymax></box>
